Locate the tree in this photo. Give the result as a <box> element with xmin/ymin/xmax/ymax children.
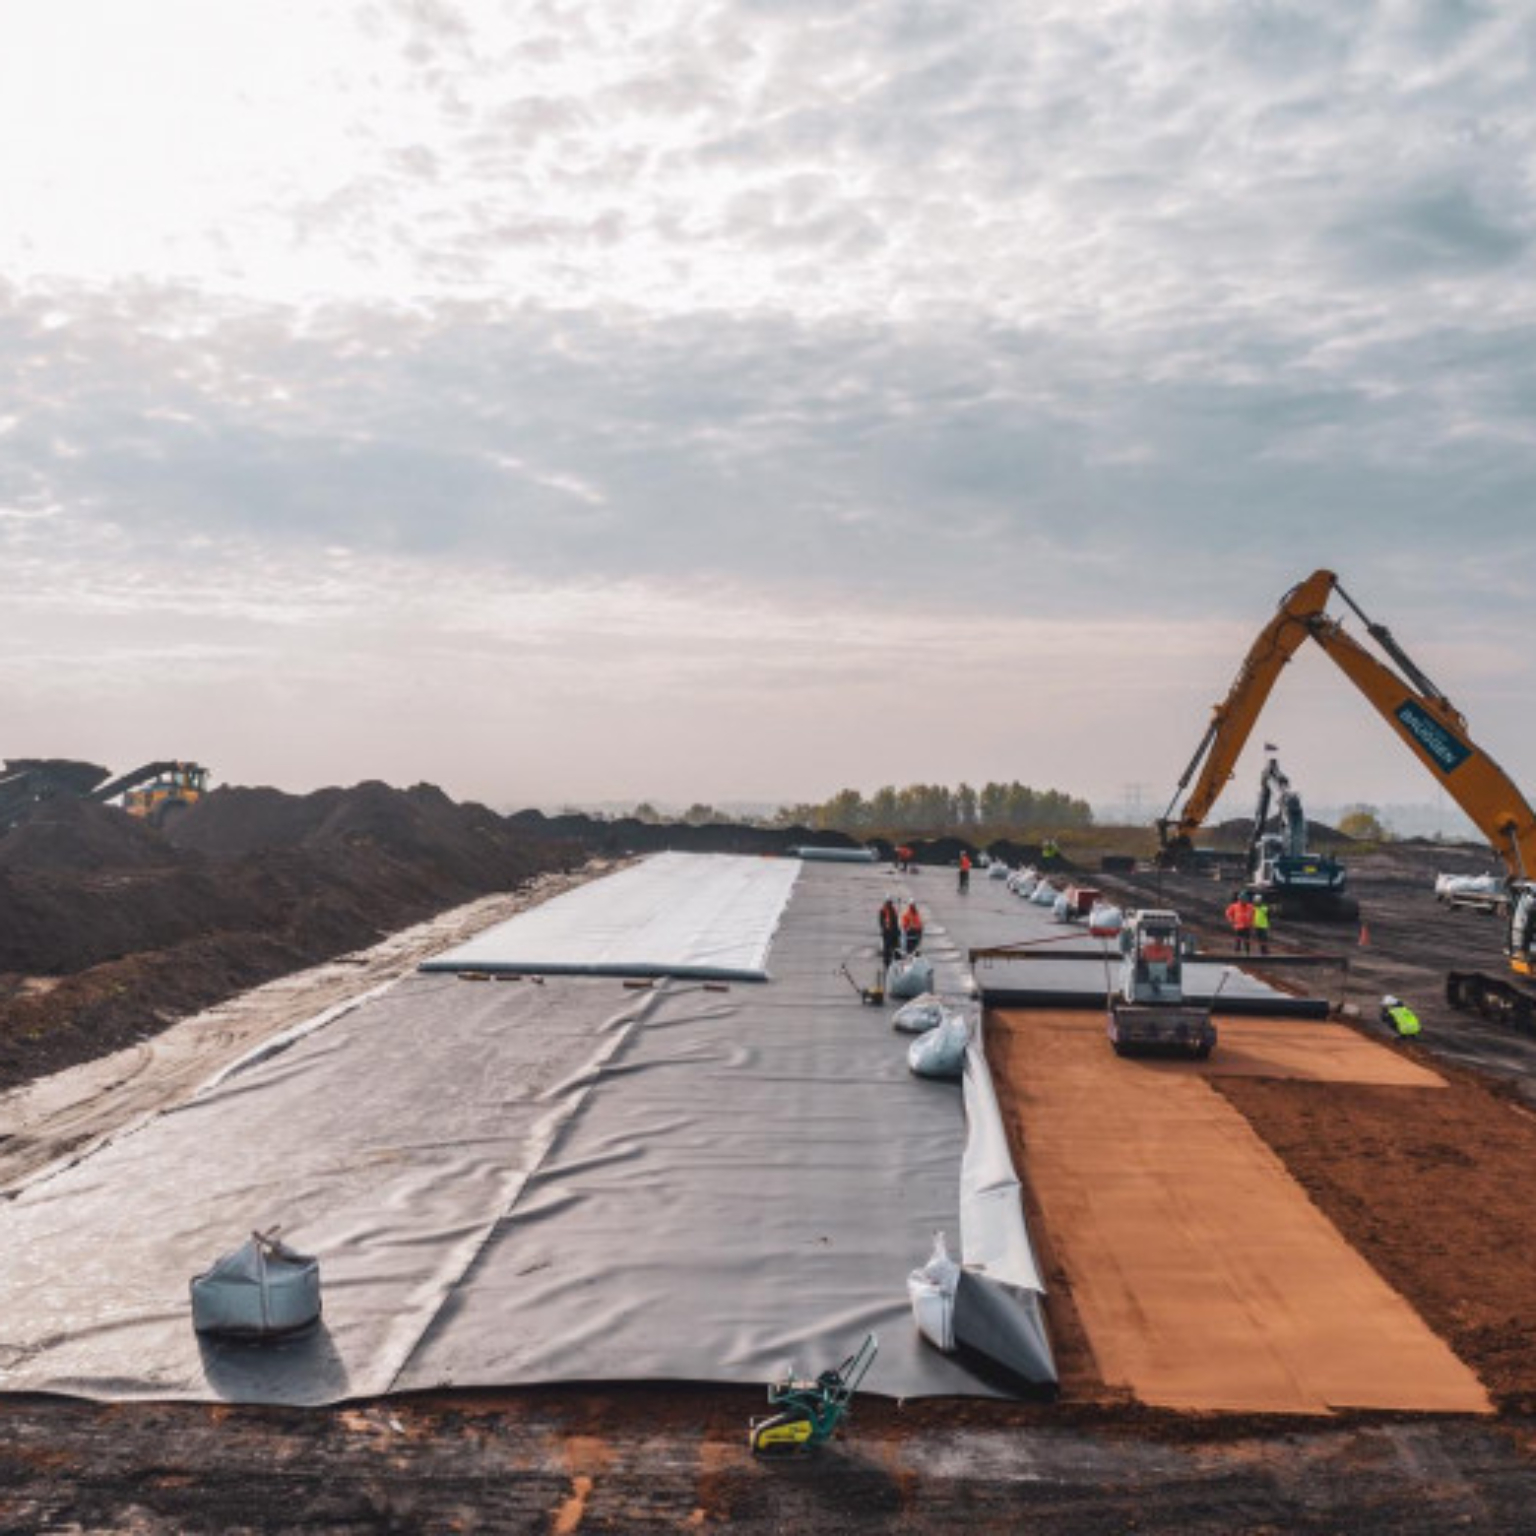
<box><xmin>1338</xmin><ymin>806</ymin><xmax>1389</xmax><ymax>841</ymax></box>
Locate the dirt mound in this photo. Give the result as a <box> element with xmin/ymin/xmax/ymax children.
<box><xmin>172</xmin><ymin>782</ymin><xmax>522</xmax><ymax>880</ymax></box>
<box><xmin>2</xmin><ymin>757</ymin><xmax>111</xmax><ymax>793</ymax></box>
<box><xmin>0</xmin><ymin>797</ymin><xmax>182</xmax><ymax>873</ymax></box>
<box><xmin>0</xmin><ymin>781</ymin><xmax>577</xmax><ymax>1091</ymax></box>
<box><xmin>511</xmin><ymin>810</ymin><xmax>855</xmax><ymax>858</ymax></box>
<box><xmin>1213</xmin><ymin>816</ymin><xmax>1351</xmax><ymax>845</ymax></box>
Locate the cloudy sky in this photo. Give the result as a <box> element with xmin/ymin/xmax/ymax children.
<box><xmin>3</xmin><ymin>0</ymin><xmax>1534</xmax><ymax>823</ymax></box>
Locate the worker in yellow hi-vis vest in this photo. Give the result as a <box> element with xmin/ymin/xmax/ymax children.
<box><xmin>1380</xmin><ymin>995</ymin><xmax>1421</xmax><ymax>1039</ymax></box>
<box><xmin>1251</xmin><ymin>894</ymin><xmax>1272</xmax><ymax>954</ymax></box>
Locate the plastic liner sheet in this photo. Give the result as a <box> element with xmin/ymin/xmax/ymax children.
<box><xmin>421</xmin><ymin>852</ymin><xmax>800</xmax><ymax>982</ymax></box>
<box><xmin>0</xmin><ymin>860</ymin><xmax>1023</xmax><ymax>1404</ymax></box>
<box><xmin>916</xmin><ymin>874</ymin><xmax>1318</xmax><ymax>1016</ymax></box>
<box><xmin>953</xmin><ymin>1018</ymin><xmax>1056</xmax><ymax>1388</ymax></box>
<box><xmin>0</xmin><ymin>975</ymin><xmax>652</xmax><ymax>1403</ymax></box>
<box><xmin>396</xmin><ymin>861</ymin><xmax>1005</xmax><ymax>1399</ymax></box>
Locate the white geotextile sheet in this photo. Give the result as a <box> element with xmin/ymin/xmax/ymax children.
<box><xmin>421</xmin><ymin>851</ymin><xmax>800</xmax><ymax>981</ymax></box>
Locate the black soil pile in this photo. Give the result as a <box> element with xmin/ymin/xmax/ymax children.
<box><xmin>0</xmin><ymin>786</ymin><xmax>577</xmax><ymax>1090</ymax></box>
<box><xmin>510</xmin><ymin>809</ymin><xmax>857</xmax><ymax>858</ymax></box>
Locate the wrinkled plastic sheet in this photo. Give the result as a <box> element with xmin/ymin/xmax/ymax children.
<box><xmin>926</xmin><ymin>878</ymin><xmax>1319</xmax><ymax>1015</ymax></box>
<box><xmin>395</xmin><ymin>861</ymin><xmax>1012</xmax><ymax>1398</ymax></box>
<box><xmin>0</xmin><ymin>859</ymin><xmax>1031</xmax><ymax>1403</ymax></box>
<box><xmin>420</xmin><ymin>851</ymin><xmax>800</xmax><ymax>981</ymax></box>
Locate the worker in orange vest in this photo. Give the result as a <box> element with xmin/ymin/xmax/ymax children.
<box><xmin>1225</xmin><ymin>892</ymin><xmax>1255</xmax><ymax>955</ymax></box>
<box><xmin>957</xmin><ymin>852</ymin><xmax>971</xmax><ymax>893</ymax></box>
<box><xmin>901</xmin><ymin>902</ymin><xmax>925</xmax><ymax>955</ymax></box>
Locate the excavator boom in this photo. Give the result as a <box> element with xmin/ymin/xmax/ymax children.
<box><xmin>1161</xmin><ymin>569</ymin><xmax>1536</xmax><ymax>884</ymax></box>
<box><xmin>1303</xmin><ymin>614</ymin><xmax>1536</xmax><ymax>881</ymax></box>
<box><xmin>1157</xmin><ymin>569</ymin><xmax>1338</xmax><ymax>854</ymax></box>
<box><xmin>1160</xmin><ymin>569</ymin><xmax>1536</xmax><ymax>984</ymax></box>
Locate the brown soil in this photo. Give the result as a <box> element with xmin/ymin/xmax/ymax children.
<box><xmin>0</xmin><ymin>785</ymin><xmax>578</xmax><ymax>1091</ymax></box>
<box><xmin>1213</xmin><ymin>1066</ymin><xmax>1536</xmax><ymax>1414</ymax></box>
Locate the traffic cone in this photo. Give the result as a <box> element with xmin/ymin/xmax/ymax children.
<box><xmin>1358</xmin><ymin>922</ymin><xmax>1369</xmax><ymax>948</ymax></box>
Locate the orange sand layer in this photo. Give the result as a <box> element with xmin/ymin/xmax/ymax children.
<box><xmin>991</xmin><ymin>1008</ymin><xmax>1491</xmax><ymax>1415</ymax></box>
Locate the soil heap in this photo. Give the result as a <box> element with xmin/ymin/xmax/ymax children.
<box><xmin>0</xmin><ymin>784</ymin><xmax>576</xmax><ymax>1089</ymax></box>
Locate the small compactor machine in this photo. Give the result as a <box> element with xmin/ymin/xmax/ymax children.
<box><xmin>1107</xmin><ymin>909</ymin><xmax>1216</xmax><ymax>1060</ymax></box>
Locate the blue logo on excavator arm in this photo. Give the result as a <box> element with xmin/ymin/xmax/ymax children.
<box><xmin>1395</xmin><ymin>700</ymin><xmax>1473</xmax><ymax>774</ymax></box>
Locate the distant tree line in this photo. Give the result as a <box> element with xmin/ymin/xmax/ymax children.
<box><xmin>631</xmin><ymin>801</ymin><xmax>734</xmax><ymax>827</ymax></box>
<box><xmin>771</xmin><ymin>781</ymin><xmax>1094</xmax><ymax>836</ymax></box>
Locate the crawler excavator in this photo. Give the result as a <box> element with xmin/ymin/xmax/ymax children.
<box><xmin>1157</xmin><ymin>569</ymin><xmax>1536</xmax><ymax>1023</ymax></box>
<box><xmin>1245</xmin><ymin>750</ymin><xmax>1353</xmax><ymax>918</ymax></box>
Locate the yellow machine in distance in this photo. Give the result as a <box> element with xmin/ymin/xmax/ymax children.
<box><xmin>100</xmin><ymin>761</ymin><xmax>210</xmax><ymax>827</ymax></box>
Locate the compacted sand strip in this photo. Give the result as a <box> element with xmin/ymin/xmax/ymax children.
<box><xmin>990</xmin><ymin>1008</ymin><xmax>1491</xmax><ymax>1415</ymax></box>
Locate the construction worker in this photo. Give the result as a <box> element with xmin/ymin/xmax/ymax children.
<box><xmin>1225</xmin><ymin>891</ymin><xmax>1255</xmax><ymax>954</ymax></box>
<box><xmin>1251</xmin><ymin>894</ymin><xmax>1272</xmax><ymax>955</ymax></box>
<box><xmin>1380</xmin><ymin>995</ymin><xmax>1422</xmax><ymax>1039</ymax></box>
<box><xmin>878</xmin><ymin>899</ymin><xmax>900</xmax><ymax>968</ymax></box>
<box><xmin>901</xmin><ymin>901</ymin><xmax>924</xmax><ymax>955</ymax></box>
<box><xmin>1041</xmin><ymin>837</ymin><xmax>1060</xmax><ymax>863</ymax></box>
<box><xmin>957</xmin><ymin>852</ymin><xmax>971</xmax><ymax>893</ymax></box>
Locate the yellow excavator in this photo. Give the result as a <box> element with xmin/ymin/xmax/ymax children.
<box><xmin>1157</xmin><ymin>571</ymin><xmax>1536</xmax><ymax>1017</ymax></box>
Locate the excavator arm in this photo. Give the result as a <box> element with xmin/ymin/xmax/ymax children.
<box><xmin>1160</xmin><ymin>569</ymin><xmax>1536</xmax><ymax>885</ymax></box>
<box><xmin>1157</xmin><ymin>569</ymin><xmax>1338</xmax><ymax>856</ymax></box>
<box><xmin>1305</xmin><ymin>611</ymin><xmax>1536</xmax><ymax>881</ymax></box>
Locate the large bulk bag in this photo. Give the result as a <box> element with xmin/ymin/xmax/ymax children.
<box><xmin>908</xmin><ymin>1012</ymin><xmax>970</xmax><ymax>1078</ymax></box>
<box><xmin>190</xmin><ymin>1230</ymin><xmax>321</xmax><ymax>1340</ymax></box>
<box><xmin>886</xmin><ymin>954</ymin><xmax>935</xmax><ymax>1000</ymax></box>
<box><xmin>907</xmin><ymin>1231</ymin><xmax>960</xmax><ymax>1352</ymax></box>
<box><xmin>1088</xmin><ymin>903</ymin><xmax>1124</xmax><ymax>937</ymax></box>
<box><xmin>892</xmin><ymin>993</ymin><xmax>947</xmax><ymax>1034</ymax></box>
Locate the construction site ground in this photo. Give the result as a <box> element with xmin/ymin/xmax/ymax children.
<box><xmin>8</xmin><ymin>827</ymin><xmax>1536</xmax><ymax>1531</ymax></box>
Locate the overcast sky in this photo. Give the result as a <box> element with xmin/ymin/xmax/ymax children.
<box><xmin>3</xmin><ymin>0</ymin><xmax>1534</xmax><ymax>823</ymax></box>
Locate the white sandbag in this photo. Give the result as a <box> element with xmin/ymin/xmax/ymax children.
<box><xmin>892</xmin><ymin>993</ymin><xmax>946</xmax><ymax>1034</ymax></box>
<box><xmin>1031</xmin><ymin>882</ymin><xmax>1058</xmax><ymax>907</ymax></box>
<box><xmin>988</xmin><ymin>862</ymin><xmax>1011</xmax><ymax>880</ymax></box>
<box><xmin>1013</xmin><ymin>874</ymin><xmax>1038</xmax><ymax>897</ymax></box>
<box><xmin>1088</xmin><ymin>903</ymin><xmax>1124</xmax><ymax>937</ymax></box>
<box><xmin>907</xmin><ymin>1230</ymin><xmax>960</xmax><ymax>1353</ymax></box>
<box><xmin>1435</xmin><ymin>872</ymin><xmax>1501</xmax><ymax>898</ymax></box>
<box><xmin>908</xmin><ymin>1011</ymin><xmax>970</xmax><ymax>1078</ymax></box>
<box><xmin>1051</xmin><ymin>891</ymin><xmax>1073</xmax><ymax>922</ymax></box>
<box><xmin>887</xmin><ymin>954</ymin><xmax>935</xmax><ymax>1000</ymax></box>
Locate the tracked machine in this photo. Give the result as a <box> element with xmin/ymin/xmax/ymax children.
<box><xmin>1107</xmin><ymin>909</ymin><xmax>1216</xmax><ymax>1059</ymax></box>
<box><xmin>1157</xmin><ymin>568</ymin><xmax>1536</xmax><ymax>1023</ymax></box>
<box><xmin>1246</xmin><ymin>752</ymin><xmax>1356</xmax><ymax>920</ymax></box>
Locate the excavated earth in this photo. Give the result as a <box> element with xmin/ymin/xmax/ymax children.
<box><xmin>7</xmin><ymin>818</ymin><xmax>1536</xmax><ymax>1531</ymax></box>
<box><xmin>0</xmin><ymin>786</ymin><xmax>581</xmax><ymax>1090</ymax></box>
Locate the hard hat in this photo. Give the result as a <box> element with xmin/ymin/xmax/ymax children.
<box><xmin>1382</xmin><ymin>994</ymin><xmax>1401</xmax><ymax>1008</ymax></box>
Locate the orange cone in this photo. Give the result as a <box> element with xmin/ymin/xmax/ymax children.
<box><xmin>1358</xmin><ymin>923</ymin><xmax>1370</xmax><ymax>948</ymax></box>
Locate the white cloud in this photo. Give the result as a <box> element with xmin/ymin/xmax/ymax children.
<box><xmin>1</xmin><ymin>0</ymin><xmax>1534</xmax><ymax>805</ymax></box>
